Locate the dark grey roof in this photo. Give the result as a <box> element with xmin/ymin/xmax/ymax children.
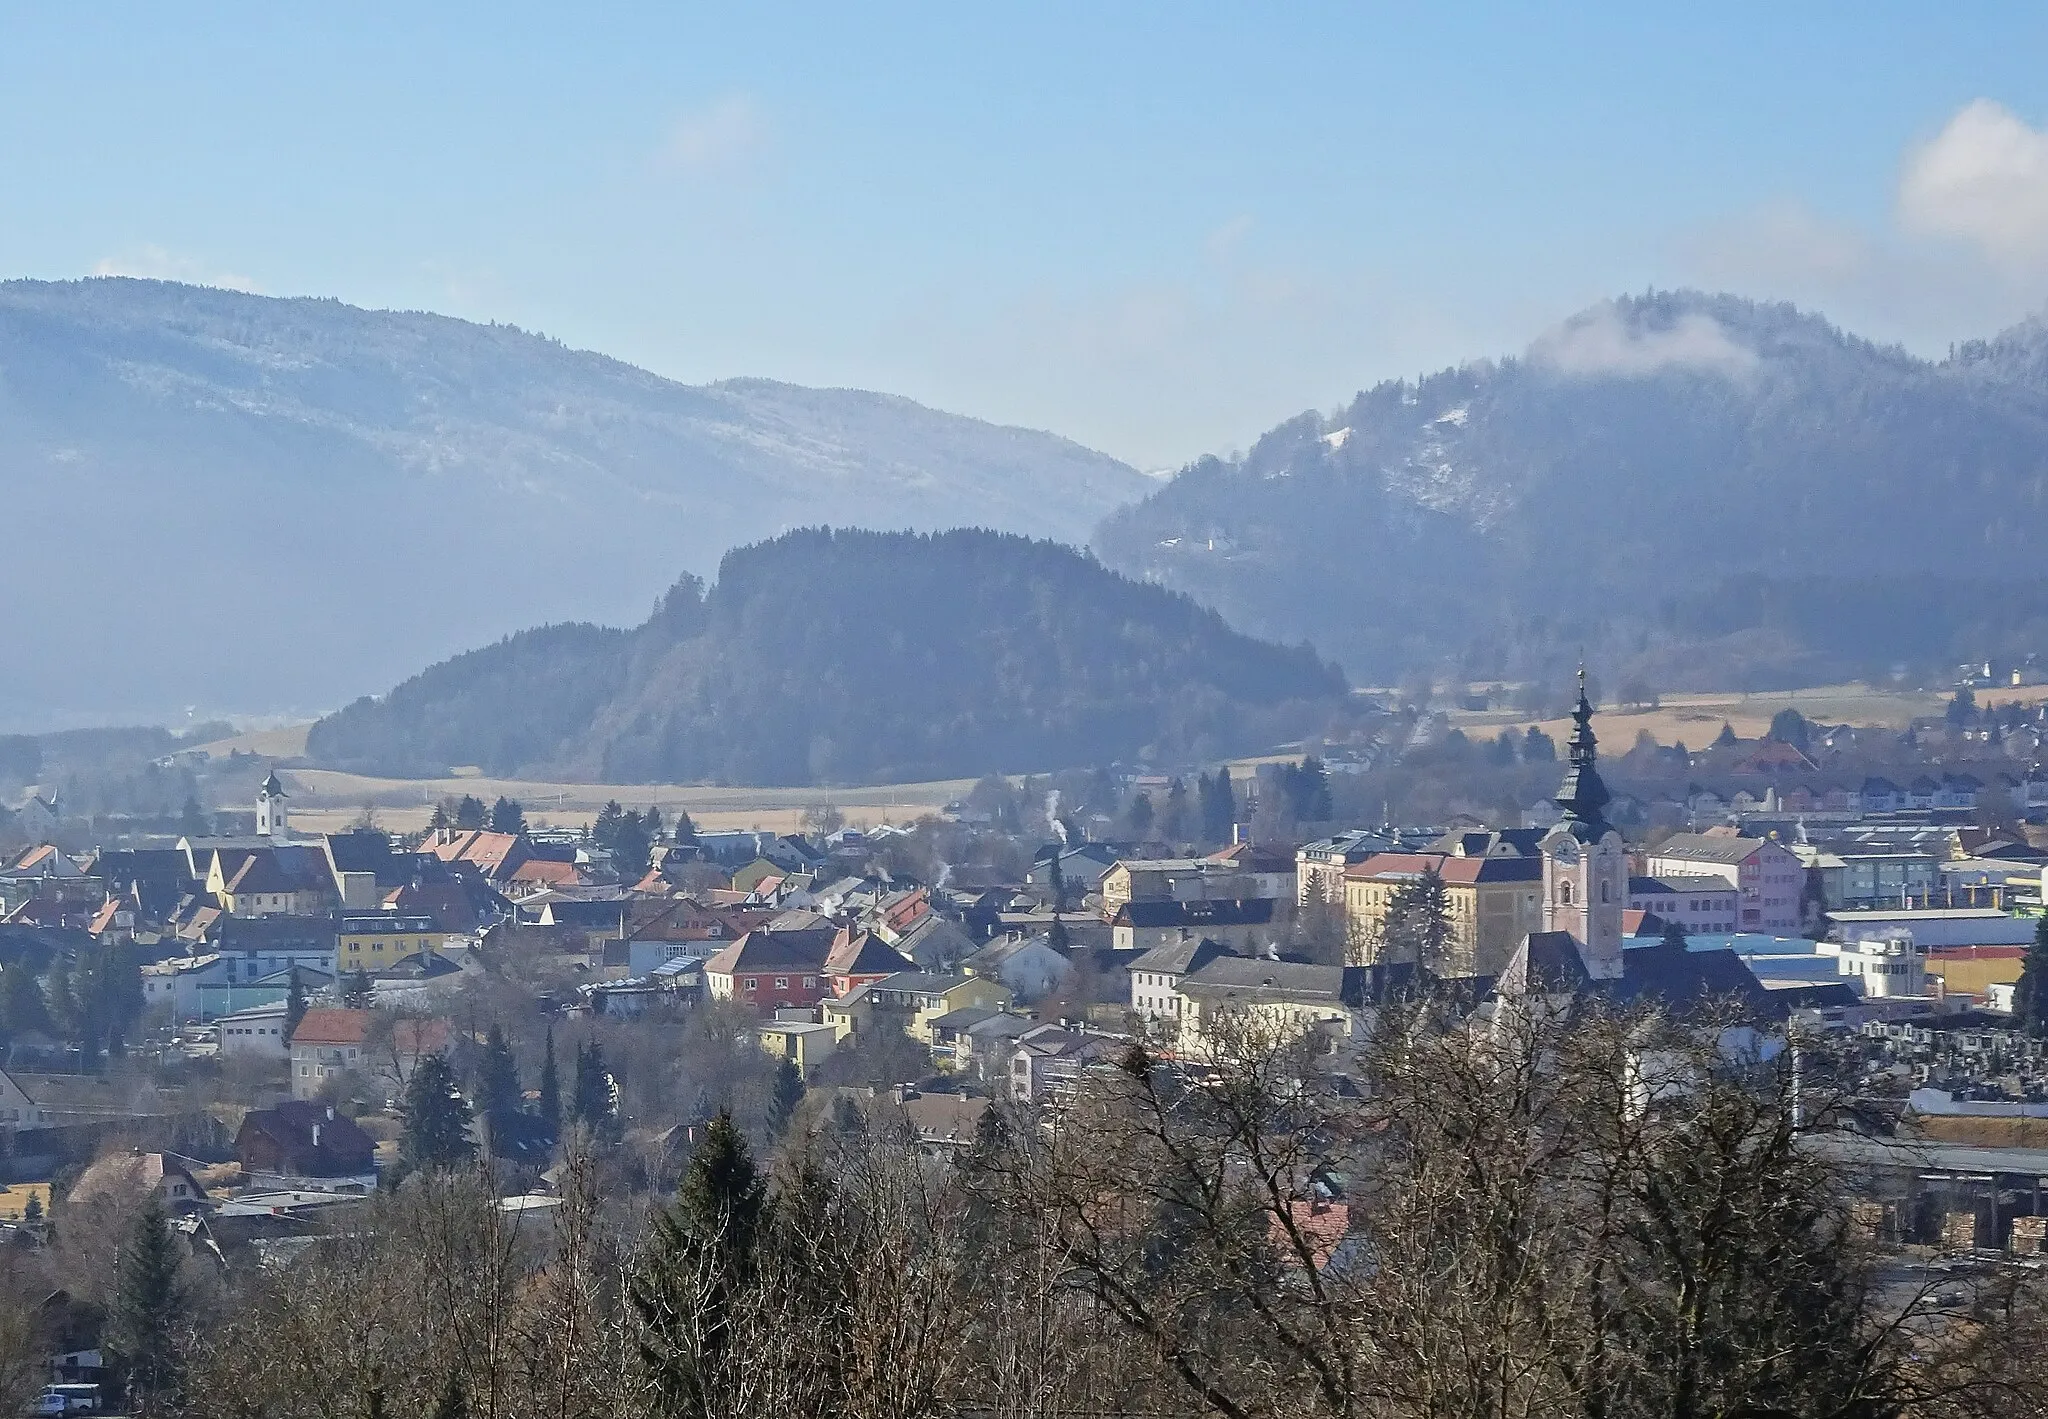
<box><xmin>926</xmin><ymin>1007</ymin><xmax>1000</xmax><ymax>1032</ymax></box>
<box><xmin>1113</xmin><ymin>898</ymin><xmax>1276</xmax><ymax>930</ymax></box>
<box><xmin>1496</xmin><ymin>931</ymin><xmax>1593</xmax><ymax>996</ymax></box>
<box><xmin>1127</xmin><ymin>936</ymin><xmax>1241</xmax><ymax>977</ymax></box>
<box><xmin>1430</xmin><ymin>827</ymin><xmax>1545</xmax><ymax>858</ymax></box>
<box><xmin>1181</xmin><ymin>957</ymin><xmax>1347</xmax><ymax>1000</ymax></box>
<box><xmin>1629</xmin><ymin>874</ymin><xmax>1737</xmax><ymax>895</ymax></box>
<box><xmin>1610</xmin><ymin>938</ymin><xmax>1773</xmax><ymax>1014</ymax></box>
<box><xmin>1649</xmin><ymin>833</ymin><xmax>1768</xmax><ymax>866</ymax></box>
<box><xmin>964</xmin><ymin>1012</ymin><xmax>1037</xmax><ymax>1042</ymax></box>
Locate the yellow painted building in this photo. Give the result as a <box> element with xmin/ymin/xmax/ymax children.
<box><xmin>757</xmin><ymin>1020</ymin><xmax>839</xmax><ymax>1074</ymax></box>
<box><xmin>1342</xmin><ymin>852</ymin><xmax>1543</xmax><ymax>976</ymax></box>
<box><xmin>338</xmin><ymin>914</ymin><xmax>448</xmax><ymax>974</ymax></box>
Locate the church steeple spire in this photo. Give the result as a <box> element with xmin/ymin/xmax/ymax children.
<box><xmin>1553</xmin><ymin>664</ymin><xmax>1611</xmax><ymax>837</ymax></box>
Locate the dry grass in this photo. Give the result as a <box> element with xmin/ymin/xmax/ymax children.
<box><xmin>1450</xmin><ymin>681</ymin><xmax>2048</xmax><ymax>750</ymax></box>
<box><xmin>281</xmin><ymin>766</ymin><xmax>976</xmax><ymax>836</ymax></box>
<box><xmin>194</xmin><ymin>721</ymin><xmax>314</xmax><ymax>758</ymax></box>
<box><xmin>229</xmin><ymin>677</ymin><xmax>2048</xmax><ymax>834</ymax></box>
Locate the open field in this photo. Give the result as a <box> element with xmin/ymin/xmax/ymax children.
<box><xmin>1448</xmin><ymin>681</ymin><xmax>2048</xmax><ymax>751</ymax></box>
<box><xmin>230</xmin><ymin>679</ymin><xmax>2041</xmax><ymax>836</ymax></box>
<box><xmin>193</xmin><ymin>722</ymin><xmax>315</xmax><ymax>758</ymax></box>
<box><xmin>281</xmin><ymin>767</ymin><xmax>978</xmax><ymax>836</ymax></box>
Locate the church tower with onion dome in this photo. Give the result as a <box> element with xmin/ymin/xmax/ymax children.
<box><xmin>1539</xmin><ymin>669</ymin><xmax>1628</xmax><ymax>980</ymax></box>
<box><xmin>256</xmin><ymin>769</ymin><xmax>289</xmax><ymax>840</ymax></box>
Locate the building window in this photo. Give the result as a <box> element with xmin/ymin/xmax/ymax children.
<box><xmin>1559</xmin><ymin>881</ymin><xmax>1574</xmax><ymax>906</ymax></box>
<box><xmin>744</xmin><ymin>977</ymin><xmax>759</xmax><ymax>990</ymax></box>
<box><xmin>775</xmin><ymin>977</ymin><xmax>789</xmax><ymax>990</ymax></box>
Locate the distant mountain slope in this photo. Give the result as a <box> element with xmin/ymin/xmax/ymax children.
<box><xmin>1094</xmin><ymin>291</ymin><xmax>2048</xmax><ymax>690</ymax></box>
<box><xmin>307</xmin><ymin>528</ymin><xmax>1346</xmax><ymax>785</ymax></box>
<box><xmin>0</xmin><ymin>278</ymin><xmax>1146</xmax><ymax>727</ymax></box>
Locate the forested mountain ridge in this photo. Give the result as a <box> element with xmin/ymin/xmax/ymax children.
<box><xmin>0</xmin><ymin>278</ymin><xmax>1146</xmax><ymax>728</ymax></box>
<box><xmin>306</xmin><ymin>528</ymin><xmax>1347</xmax><ymax>785</ymax></box>
<box><xmin>1095</xmin><ymin>291</ymin><xmax>2048</xmax><ymax>690</ymax></box>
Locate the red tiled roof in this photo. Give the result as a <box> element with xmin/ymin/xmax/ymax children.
<box><xmin>1343</xmin><ymin>852</ymin><xmax>1541</xmax><ymax>885</ymax></box>
<box><xmin>1270</xmin><ymin>1200</ymin><xmax>1350</xmax><ymax>1271</ymax></box>
<box><xmin>290</xmin><ymin>1008</ymin><xmax>372</xmax><ymax>1047</ymax></box>
<box><xmin>510</xmin><ymin>860</ymin><xmax>583</xmax><ymax>887</ymax></box>
<box><xmin>824</xmin><ymin>929</ymin><xmax>915</xmax><ymax>979</ymax></box>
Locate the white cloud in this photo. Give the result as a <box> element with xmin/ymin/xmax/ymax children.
<box><xmin>1898</xmin><ymin>99</ymin><xmax>2048</xmax><ymax>267</ymax></box>
<box><xmin>660</xmin><ymin>96</ymin><xmax>768</xmax><ymax>174</ymax></box>
<box><xmin>1676</xmin><ymin>100</ymin><xmax>2048</xmax><ymax>356</ymax></box>
<box><xmin>91</xmin><ymin>246</ymin><xmax>260</xmax><ymax>292</ymax></box>
<box><xmin>1528</xmin><ymin>300</ymin><xmax>1757</xmax><ymax>379</ymax></box>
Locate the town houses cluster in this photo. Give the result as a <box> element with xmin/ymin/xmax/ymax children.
<box><xmin>4</xmin><ymin>680</ymin><xmax>2048</xmax><ymax>1405</ymax></box>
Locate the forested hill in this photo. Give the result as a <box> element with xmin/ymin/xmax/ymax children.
<box><xmin>1094</xmin><ymin>291</ymin><xmax>2048</xmax><ymax>692</ymax></box>
<box><xmin>0</xmin><ymin>278</ymin><xmax>1146</xmax><ymax>728</ymax></box>
<box><xmin>306</xmin><ymin>529</ymin><xmax>1346</xmax><ymax>785</ymax></box>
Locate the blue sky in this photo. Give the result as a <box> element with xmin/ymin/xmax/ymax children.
<box><xmin>4</xmin><ymin>3</ymin><xmax>2047</xmax><ymax>466</ymax></box>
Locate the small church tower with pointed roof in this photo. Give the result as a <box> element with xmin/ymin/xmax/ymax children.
<box><xmin>1538</xmin><ymin>669</ymin><xmax>1628</xmax><ymax>979</ymax></box>
<box><xmin>256</xmin><ymin>770</ymin><xmax>288</xmax><ymax>841</ymax></box>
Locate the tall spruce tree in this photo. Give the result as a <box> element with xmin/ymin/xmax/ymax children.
<box><xmin>1384</xmin><ymin>865</ymin><xmax>1456</xmax><ymax>975</ymax></box>
<box><xmin>342</xmin><ymin>967</ymin><xmax>373</xmax><ymax>1009</ymax></box>
<box><xmin>474</xmin><ymin>1022</ymin><xmax>521</xmax><ymax>1121</ymax></box>
<box><xmin>110</xmin><ymin>1191</ymin><xmax>185</xmax><ymax>1415</ymax></box>
<box><xmin>2018</xmin><ymin>913</ymin><xmax>2048</xmax><ymax>1037</ymax></box>
<box><xmin>1201</xmin><ymin>767</ymin><xmax>1237</xmax><ymax>844</ymax></box>
<box><xmin>538</xmin><ymin>1024</ymin><xmax>561</xmax><ymax>1137</ymax></box>
<box><xmin>488</xmin><ymin>796</ymin><xmax>526</xmax><ymax>834</ymax></box>
<box><xmin>285</xmin><ymin>966</ymin><xmax>308</xmax><ymax>1037</ymax></box>
<box><xmin>1162</xmin><ymin>777</ymin><xmax>1188</xmax><ymax>842</ymax></box>
<box><xmin>399</xmin><ymin>1052</ymin><xmax>474</xmax><ymax>1172</ymax></box>
<box><xmin>766</xmin><ymin>1057</ymin><xmax>805</xmax><ymax>1138</ymax></box>
<box><xmin>631</xmin><ymin>1111</ymin><xmax>766</xmax><ymax>1417</ymax></box>
<box><xmin>571</xmin><ymin>1039</ymin><xmax>618</xmax><ymax>1140</ymax></box>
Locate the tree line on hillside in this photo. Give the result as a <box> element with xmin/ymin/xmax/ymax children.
<box><xmin>1096</xmin><ymin>289</ymin><xmax>2048</xmax><ymax>691</ymax></box>
<box><xmin>307</xmin><ymin>528</ymin><xmax>1348</xmax><ymax>787</ymax></box>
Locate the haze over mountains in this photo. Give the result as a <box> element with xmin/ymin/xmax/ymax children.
<box><xmin>20</xmin><ymin>278</ymin><xmax>2048</xmax><ymax>744</ymax></box>
<box><xmin>1097</xmin><ymin>291</ymin><xmax>2048</xmax><ymax>693</ymax></box>
<box><xmin>308</xmin><ymin>528</ymin><xmax>1345</xmax><ymax>786</ymax></box>
<box><xmin>0</xmin><ymin>278</ymin><xmax>1146</xmax><ymax>729</ymax></box>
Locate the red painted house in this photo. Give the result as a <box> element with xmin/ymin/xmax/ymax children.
<box><xmin>823</xmin><ymin>927</ymin><xmax>915</xmax><ymax>997</ymax></box>
<box><xmin>704</xmin><ymin>931</ymin><xmax>831</xmax><ymax>1012</ymax></box>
